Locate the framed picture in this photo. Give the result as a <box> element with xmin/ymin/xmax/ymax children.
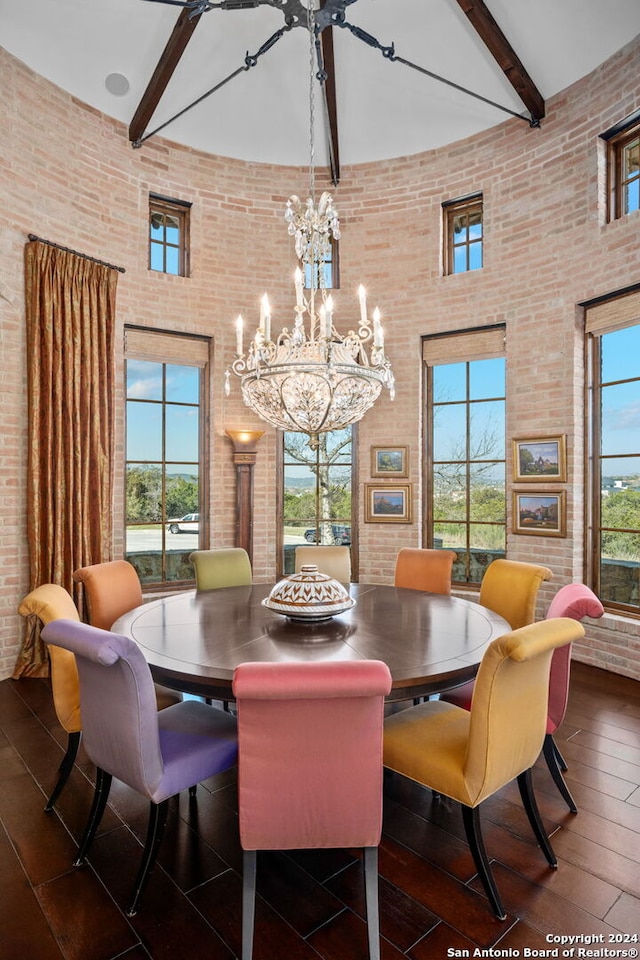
<box><xmin>512</xmin><ymin>435</ymin><xmax>566</xmax><ymax>483</ymax></box>
<box><xmin>512</xmin><ymin>491</ymin><xmax>566</xmax><ymax>537</ymax></box>
<box><xmin>370</xmin><ymin>445</ymin><xmax>409</xmax><ymax>478</ymax></box>
<box><xmin>365</xmin><ymin>483</ymin><xmax>412</xmax><ymax>523</ymax></box>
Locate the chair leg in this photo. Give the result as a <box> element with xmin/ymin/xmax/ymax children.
<box><xmin>363</xmin><ymin>847</ymin><xmax>381</xmax><ymax>960</ymax></box>
<box><xmin>242</xmin><ymin>849</ymin><xmax>257</xmax><ymax>960</ymax></box>
<box><xmin>517</xmin><ymin>768</ymin><xmax>558</xmax><ymax>867</ymax></box>
<box><xmin>45</xmin><ymin>731</ymin><xmax>81</xmax><ymax>812</ymax></box>
<box><xmin>543</xmin><ymin>734</ymin><xmax>578</xmax><ymax>813</ymax></box>
<box><xmin>461</xmin><ymin>804</ymin><xmax>507</xmax><ymax>920</ymax></box>
<box><xmin>74</xmin><ymin>768</ymin><xmax>113</xmax><ymax>866</ymax></box>
<box><xmin>126</xmin><ymin>799</ymin><xmax>169</xmax><ymax>916</ymax></box>
<box><xmin>551</xmin><ymin>736</ymin><xmax>568</xmax><ymax>772</ymax></box>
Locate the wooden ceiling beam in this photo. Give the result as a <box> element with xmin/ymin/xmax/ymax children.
<box><xmin>129</xmin><ymin>8</ymin><xmax>203</xmax><ymax>145</ymax></box>
<box><xmin>320</xmin><ymin>26</ymin><xmax>341</xmax><ymax>186</ymax></box>
<box><xmin>454</xmin><ymin>0</ymin><xmax>545</xmax><ymax>123</ymax></box>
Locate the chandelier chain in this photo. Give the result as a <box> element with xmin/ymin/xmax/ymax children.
<box><xmin>307</xmin><ymin>1</ymin><xmax>316</xmax><ymax>203</ymax></box>
<box><xmin>224</xmin><ymin>0</ymin><xmax>394</xmax><ymax>442</ymax></box>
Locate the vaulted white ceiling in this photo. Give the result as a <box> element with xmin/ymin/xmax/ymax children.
<box><xmin>2</xmin><ymin>0</ymin><xmax>640</xmax><ymax>167</ymax></box>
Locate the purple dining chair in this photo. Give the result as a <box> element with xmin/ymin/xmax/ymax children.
<box><xmin>41</xmin><ymin>619</ymin><xmax>238</xmax><ymax>916</ymax></box>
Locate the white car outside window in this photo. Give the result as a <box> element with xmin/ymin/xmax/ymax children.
<box><xmin>167</xmin><ymin>513</ymin><xmax>199</xmax><ymax>534</ymax></box>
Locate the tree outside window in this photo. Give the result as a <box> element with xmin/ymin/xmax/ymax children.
<box><xmin>428</xmin><ymin>355</ymin><xmax>506</xmax><ymax>583</ymax></box>
<box><xmin>589</xmin><ymin>322</ymin><xmax>640</xmax><ymax>613</ymax></box>
<box><xmin>281</xmin><ymin>429</ymin><xmax>353</xmax><ymax>576</ymax></box>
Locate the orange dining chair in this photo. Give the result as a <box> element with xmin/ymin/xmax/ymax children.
<box><xmin>384</xmin><ymin>617</ymin><xmax>585</xmax><ymax>920</ymax></box>
<box><xmin>72</xmin><ymin>560</ymin><xmax>181</xmax><ymax>709</ymax></box>
<box><xmin>394</xmin><ymin>547</ymin><xmax>457</xmax><ymax>595</ymax></box>
<box><xmin>233</xmin><ymin>660</ymin><xmax>392</xmax><ymax>960</ymax></box>
<box><xmin>294</xmin><ymin>544</ymin><xmax>351</xmax><ymax>582</ymax></box>
<box><xmin>18</xmin><ymin>583</ymin><xmax>82</xmax><ymax>811</ymax></box>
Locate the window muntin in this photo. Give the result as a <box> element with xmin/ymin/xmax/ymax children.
<box><xmin>589</xmin><ymin>322</ymin><xmax>640</xmax><ymax>613</ymax></box>
<box><xmin>149</xmin><ymin>196</ymin><xmax>190</xmax><ymax>276</ymax></box>
<box><xmin>429</xmin><ymin>356</ymin><xmax>506</xmax><ymax>583</ymax></box>
<box><xmin>603</xmin><ymin>115</ymin><xmax>640</xmax><ymax>221</ymax></box>
<box><xmin>125</xmin><ymin>357</ymin><xmax>203</xmax><ymax>585</ymax></box>
<box><xmin>303</xmin><ymin>238</ymin><xmax>339</xmax><ymax>290</ymax></box>
<box><xmin>621</xmin><ymin>135</ymin><xmax>640</xmax><ymax>215</ymax></box>
<box><xmin>444</xmin><ymin>196</ymin><xmax>483</xmax><ymax>275</ymax></box>
<box><xmin>280</xmin><ymin>428</ymin><xmax>354</xmax><ymax>576</ymax></box>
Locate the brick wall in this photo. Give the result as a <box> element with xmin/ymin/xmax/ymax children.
<box><xmin>1</xmin><ymin>36</ymin><xmax>639</xmax><ymax>679</ymax></box>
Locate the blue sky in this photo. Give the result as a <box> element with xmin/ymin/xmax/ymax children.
<box><xmin>126</xmin><ymin>360</ymin><xmax>200</xmax><ymax>464</ymax></box>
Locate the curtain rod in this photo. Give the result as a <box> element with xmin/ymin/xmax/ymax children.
<box><xmin>27</xmin><ymin>234</ymin><xmax>126</xmax><ymax>274</ymax></box>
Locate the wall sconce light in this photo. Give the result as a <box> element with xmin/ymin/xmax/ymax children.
<box><xmin>225</xmin><ymin>429</ymin><xmax>264</xmax><ymax>455</ymax></box>
<box><xmin>225</xmin><ymin>429</ymin><xmax>264</xmax><ymax>561</ymax></box>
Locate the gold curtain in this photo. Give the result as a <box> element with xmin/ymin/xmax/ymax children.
<box><xmin>13</xmin><ymin>241</ymin><xmax>118</xmax><ymax>677</ymax></box>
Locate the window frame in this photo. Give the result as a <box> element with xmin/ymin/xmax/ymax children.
<box><xmin>124</xmin><ymin>326</ymin><xmax>210</xmax><ymax>590</ymax></box>
<box><xmin>149</xmin><ymin>194</ymin><xmax>191</xmax><ymax>277</ymax></box>
<box><xmin>443</xmin><ymin>194</ymin><xmax>483</xmax><ymax>276</ymax></box>
<box><xmin>302</xmin><ymin>237</ymin><xmax>340</xmax><ymax>291</ymax></box>
<box><xmin>277</xmin><ymin>426</ymin><xmax>357</xmax><ymax>580</ymax></box>
<box><xmin>423</xmin><ymin>326</ymin><xmax>506</xmax><ymax>586</ymax></box>
<box><xmin>602</xmin><ymin>111</ymin><xmax>640</xmax><ymax>222</ymax></box>
<box><xmin>585</xmin><ymin>292</ymin><xmax>640</xmax><ymax>617</ymax></box>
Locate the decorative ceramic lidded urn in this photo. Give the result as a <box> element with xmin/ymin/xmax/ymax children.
<box><xmin>263</xmin><ymin>565</ymin><xmax>355</xmax><ymax>622</ymax></box>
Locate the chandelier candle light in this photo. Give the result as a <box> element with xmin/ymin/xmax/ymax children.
<box><xmin>224</xmin><ymin>1</ymin><xmax>394</xmax><ymax>446</ymax></box>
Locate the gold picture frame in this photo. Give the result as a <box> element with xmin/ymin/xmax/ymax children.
<box><xmin>512</xmin><ymin>491</ymin><xmax>566</xmax><ymax>537</ymax></box>
<box><xmin>512</xmin><ymin>435</ymin><xmax>566</xmax><ymax>483</ymax></box>
<box><xmin>370</xmin><ymin>445</ymin><xmax>409</xmax><ymax>478</ymax></box>
<box><xmin>364</xmin><ymin>483</ymin><xmax>412</xmax><ymax>523</ymax></box>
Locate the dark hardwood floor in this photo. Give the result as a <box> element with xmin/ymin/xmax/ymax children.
<box><xmin>1</xmin><ymin>661</ymin><xmax>639</xmax><ymax>960</ymax></box>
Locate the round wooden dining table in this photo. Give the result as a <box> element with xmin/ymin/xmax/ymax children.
<box><xmin>112</xmin><ymin>582</ymin><xmax>509</xmax><ymax>703</ymax></box>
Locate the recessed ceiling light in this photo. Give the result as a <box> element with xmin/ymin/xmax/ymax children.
<box><xmin>105</xmin><ymin>73</ymin><xmax>130</xmax><ymax>96</ymax></box>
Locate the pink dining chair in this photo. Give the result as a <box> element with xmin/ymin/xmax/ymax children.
<box><xmin>232</xmin><ymin>660</ymin><xmax>392</xmax><ymax>960</ymax></box>
<box><xmin>442</xmin><ymin>582</ymin><xmax>604</xmax><ymax>812</ymax></box>
<box><xmin>541</xmin><ymin>583</ymin><xmax>604</xmax><ymax>811</ymax></box>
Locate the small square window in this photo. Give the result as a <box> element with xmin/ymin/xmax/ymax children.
<box><xmin>444</xmin><ymin>196</ymin><xmax>483</xmax><ymax>275</ymax></box>
<box><xmin>602</xmin><ymin>113</ymin><xmax>640</xmax><ymax>222</ymax></box>
<box><xmin>302</xmin><ymin>238</ymin><xmax>339</xmax><ymax>290</ymax></box>
<box><xmin>149</xmin><ymin>195</ymin><xmax>191</xmax><ymax>277</ymax></box>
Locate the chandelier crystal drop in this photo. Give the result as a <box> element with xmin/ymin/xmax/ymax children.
<box><xmin>224</xmin><ymin>2</ymin><xmax>394</xmax><ymax>445</ymax></box>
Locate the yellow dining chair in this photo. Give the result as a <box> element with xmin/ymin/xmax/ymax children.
<box><xmin>478</xmin><ymin>558</ymin><xmax>553</xmax><ymax>630</ymax></box>
<box><xmin>294</xmin><ymin>545</ymin><xmax>351</xmax><ymax>582</ymax></box>
<box><xmin>394</xmin><ymin>548</ymin><xmax>457</xmax><ymax>595</ymax></box>
<box><xmin>189</xmin><ymin>548</ymin><xmax>252</xmax><ymax>590</ymax></box>
<box><xmin>439</xmin><ymin>558</ymin><xmax>553</xmax><ymax>705</ymax></box>
<box><xmin>18</xmin><ymin>583</ymin><xmax>82</xmax><ymax>810</ymax></box>
<box><xmin>72</xmin><ymin>560</ymin><xmax>181</xmax><ymax>710</ymax></box>
<box><xmin>384</xmin><ymin>617</ymin><xmax>585</xmax><ymax>920</ymax></box>
<box><xmin>441</xmin><ymin>582</ymin><xmax>604</xmax><ymax>812</ymax></box>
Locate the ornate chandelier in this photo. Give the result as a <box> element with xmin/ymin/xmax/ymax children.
<box><xmin>225</xmin><ymin>2</ymin><xmax>394</xmax><ymax>446</ymax></box>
